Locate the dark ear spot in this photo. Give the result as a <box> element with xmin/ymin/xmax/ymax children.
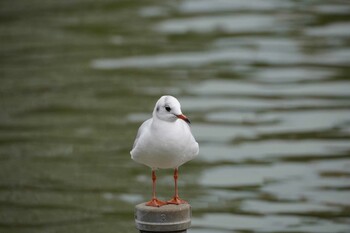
<box><xmin>156</xmin><ymin>106</ymin><xmax>160</xmax><ymax>112</ymax></box>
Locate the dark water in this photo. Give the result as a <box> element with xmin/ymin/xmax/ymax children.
<box><xmin>1</xmin><ymin>0</ymin><xmax>350</xmax><ymax>232</ymax></box>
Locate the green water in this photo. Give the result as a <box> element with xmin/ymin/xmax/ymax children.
<box><xmin>1</xmin><ymin>0</ymin><xmax>350</xmax><ymax>232</ymax></box>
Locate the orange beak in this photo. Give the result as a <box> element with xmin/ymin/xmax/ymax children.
<box><xmin>176</xmin><ymin>114</ymin><xmax>191</xmax><ymax>124</ymax></box>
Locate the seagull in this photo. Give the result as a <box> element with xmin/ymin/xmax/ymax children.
<box><xmin>131</xmin><ymin>95</ymin><xmax>199</xmax><ymax>207</ymax></box>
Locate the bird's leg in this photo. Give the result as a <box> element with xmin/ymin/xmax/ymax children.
<box><xmin>146</xmin><ymin>169</ymin><xmax>166</xmax><ymax>207</ymax></box>
<box><xmin>167</xmin><ymin>168</ymin><xmax>188</xmax><ymax>205</ymax></box>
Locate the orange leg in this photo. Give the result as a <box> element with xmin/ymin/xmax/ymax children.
<box><xmin>146</xmin><ymin>170</ymin><xmax>166</xmax><ymax>207</ymax></box>
<box><xmin>167</xmin><ymin>168</ymin><xmax>188</xmax><ymax>205</ymax></box>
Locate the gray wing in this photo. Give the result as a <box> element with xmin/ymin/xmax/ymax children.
<box><xmin>132</xmin><ymin>118</ymin><xmax>152</xmax><ymax>150</ymax></box>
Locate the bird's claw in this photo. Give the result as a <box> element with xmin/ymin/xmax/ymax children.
<box><xmin>167</xmin><ymin>196</ymin><xmax>188</xmax><ymax>205</ymax></box>
<box><xmin>146</xmin><ymin>198</ymin><xmax>167</xmax><ymax>207</ymax></box>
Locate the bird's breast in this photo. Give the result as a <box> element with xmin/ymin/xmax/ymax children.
<box><xmin>131</xmin><ymin>119</ymin><xmax>197</xmax><ymax>169</ymax></box>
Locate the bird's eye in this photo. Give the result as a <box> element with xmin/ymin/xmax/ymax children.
<box><xmin>165</xmin><ymin>106</ymin><xmax>171</xmax><ymax>112</ymax></box>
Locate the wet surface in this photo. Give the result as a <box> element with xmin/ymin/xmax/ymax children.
<box><xmin>1</xmin><ymin>0</ymin><xmax>350</xmax><ymax>232</ymax></box>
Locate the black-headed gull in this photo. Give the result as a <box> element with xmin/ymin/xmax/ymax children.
<box><xmin>131</xmin><ymin>95</ymin><xmax>199</xmax><ymax>207</ymax></box>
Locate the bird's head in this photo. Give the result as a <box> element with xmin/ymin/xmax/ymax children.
<box><xmin>153</xmin><ymin>95</ymin><xmax>190</xmax><ymax>124</ymax></box>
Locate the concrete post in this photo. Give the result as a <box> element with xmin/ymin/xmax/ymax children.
<box><xmin>135</xmin><ymin>203</ymin><xmax>191</xmax><ymax>233</ymax></box>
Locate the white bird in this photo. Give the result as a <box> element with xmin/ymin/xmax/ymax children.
<box><xmin>131</xmin><ymin>95</ymin><xmax>199</xmax><ymax>207</ymax></box>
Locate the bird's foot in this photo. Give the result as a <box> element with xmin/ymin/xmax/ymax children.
<box><xmin>167</xmin><ymin>196</ymin><xmax>188</xmax><ymax>205</ymax></box>
<box><xmin>146</xmin><ymin>198</ymin><xmax>167</xmax><ymax>207</ymax></box>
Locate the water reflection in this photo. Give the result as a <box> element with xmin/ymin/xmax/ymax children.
<box><xmin>192</xmin><ymin>213</ymin><xmax>350</xmax><ymax>233</ymax></box>
<box><xmin>199</xmin><ymin>140</ymin><xmax>350</xmax><ymax>162</ymax></box>
<box><xmin>1</xmin><ymin>0</ymin><xmax>350</xmax><ymax>232</ymax></box>
<box><xmin>156</xmin><ymin>15</ymin><xmax>277</xmax><ymax>34</ymax></box>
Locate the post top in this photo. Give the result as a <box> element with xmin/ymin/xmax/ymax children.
<box><xmin>135</xmin><ymin>202</ymin><xmax>191</xmax><ymax>211</ymax></box>
<box><xmin>135</xmin><ymin>202</ymin><xmax>191</xmax><ymax>232</ymax></box>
